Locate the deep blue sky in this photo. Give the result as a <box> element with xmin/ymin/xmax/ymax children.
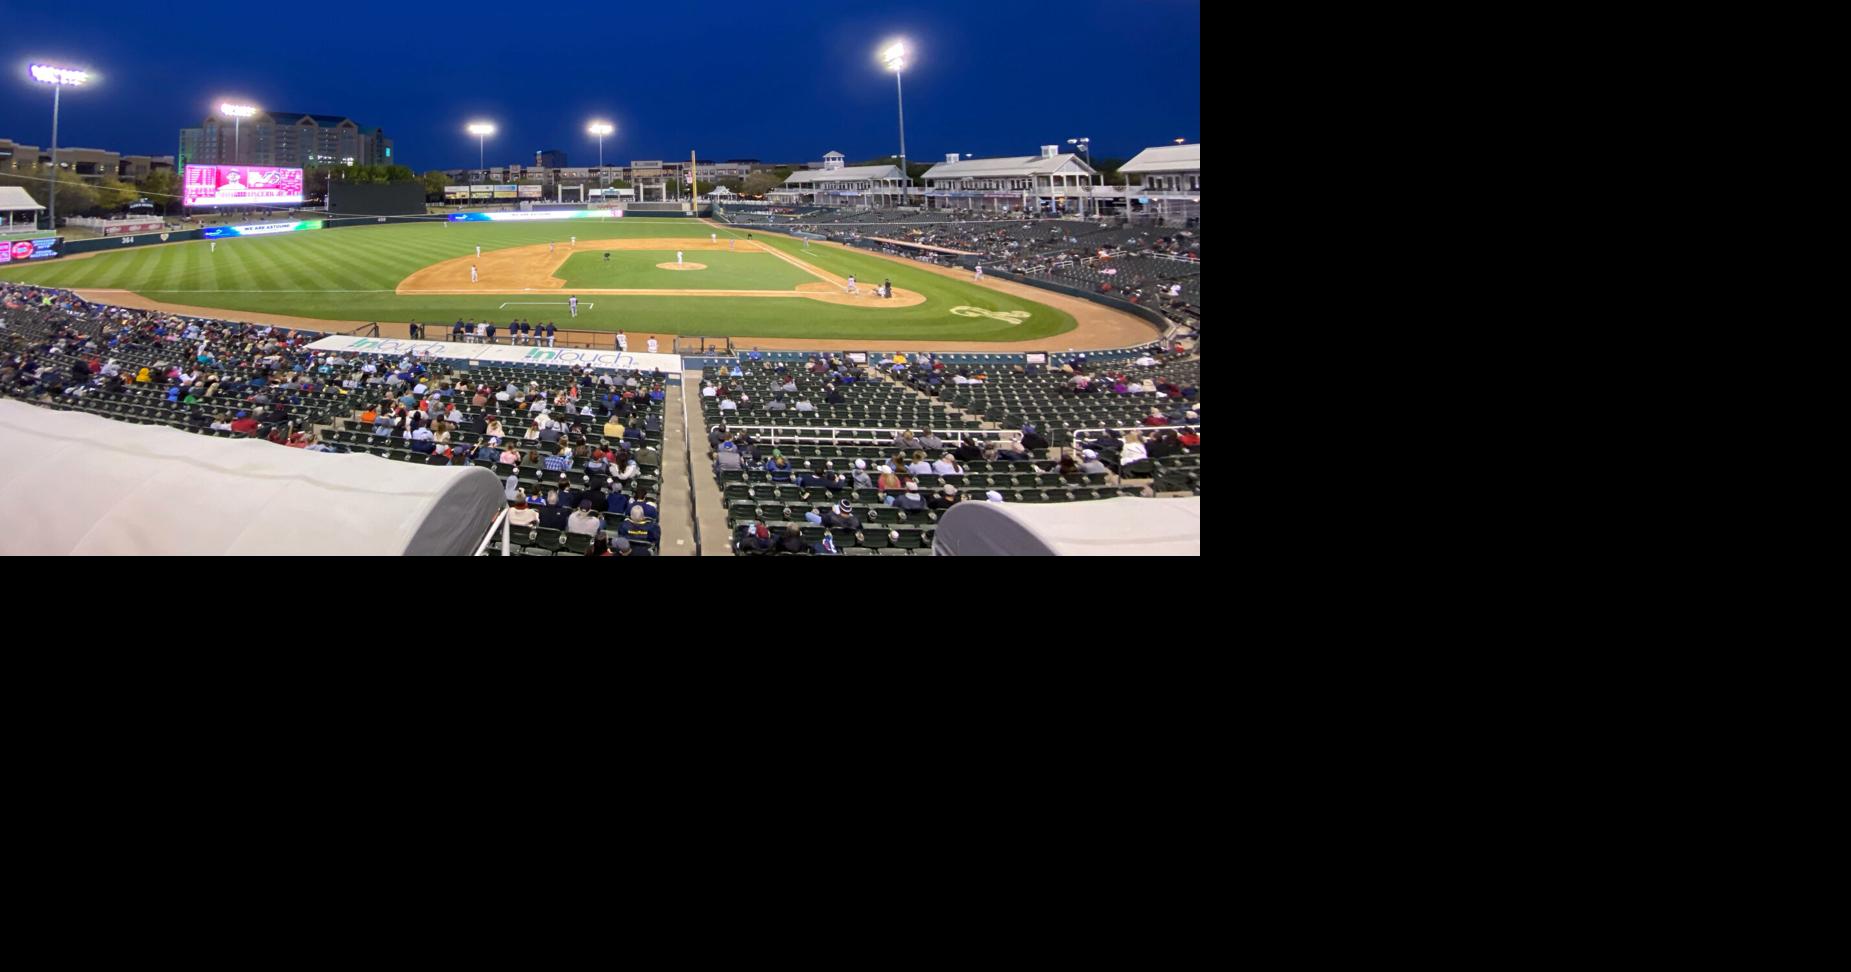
<box><xmin>0</xmin><ymin>1</ymin><xmax>1199</xmax><ymax>172</ymax></box>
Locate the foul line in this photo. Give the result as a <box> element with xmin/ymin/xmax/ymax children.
<box><xmin>500</xmin><ymin>301</ymin><xmax>593</xmax><ymax>309</ymax></box>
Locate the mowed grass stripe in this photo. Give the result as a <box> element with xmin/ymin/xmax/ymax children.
<box><xmin>0</xmin><ymin>220</ymin><xmax>1081</xmax><ymax>341</ymax></box>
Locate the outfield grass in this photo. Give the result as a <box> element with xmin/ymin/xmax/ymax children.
<box><xmin>0</xmin><ymin>217</ymin><xmax>1076</xmax><ymax>342</ymax></box>
<box><xmin>554</xmin><ymin>249</ymin><xmax>814</xmax><ymax>290</ymax></box>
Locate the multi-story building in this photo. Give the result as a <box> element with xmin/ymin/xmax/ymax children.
<box><xmin>0</xmin><ymin>139</ymin><xmax>42</xmax><ymax>174</ymax></box>
<box><xmin>179</xmin><ymin>111</ymin><xmax>393</xmax><ymax>170</ymax></box>
<box><xmin>535</xmin><ymin>149</ymin><xmax>567</xmax><ymax>168</ymax></box>
<box><xmin>919</xmin><ymin>145</ymin><xmax>1100</xmax><ymax>214</ymax></box>
<box><xmin>118</xmin><ymin>155</ymin><xmax>176</xmax><ymax>182</ymax></box>
<box><xmin>1114</xmin><ymin>142</ymin><xmax>1199</xmax><ymax>219</ymax></box>
<box><xmin>770</xmin><ymin>151</ymin><xmax>908</xmax><ymax>206</ymax></box>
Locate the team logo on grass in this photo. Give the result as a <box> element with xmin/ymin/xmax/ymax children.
<box><xmin>950</xmin><ymin>306</ymin><xmax>1031</xmax><ymax>324</ymax></box>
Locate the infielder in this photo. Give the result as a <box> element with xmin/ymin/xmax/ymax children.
<box><xmin>604</xmin><ymin>251</ymin><xmax>611</xmax><ymax>265</ymax></box>
<box><xmin>570</xmin><ymin>236</ymin><xmax>576</xmax><ymax>246</ymax></box>
<box><xmin>846</xmin><ymin>275</ymin><xmax>858</xmax><ymax>295</ymax></box>
<box><xmin>476</xmin><ymin>245</ymin><xmax>481</xmax><ymax>258</ymax></box>
<box><xmin>677</xmin><ymin>250</ymin><xmax>684</xmax><ymax>266</ymax></box>
<box><xmin>974</xmin><ymin>265</ymin><xmax>984</xmax><ymax>281</ymax></box>
<box><xmin>569</xmin><ymin>296</ymin><xmax>579</xmax><ymax>318</ymax></box>
<box><xmin>470</xmin><ymin>264</ymin><xmax>479</xmax><ymax>283</ymax></box>
<box><xmin>549</xmin><ymin>242</ymin><xmax>556</xmax><ymax>254</ymax></box>
<box><xmin>710</xmin><ymin>233</ymin><xmax>717</xmax><ymax>244</ymax></box>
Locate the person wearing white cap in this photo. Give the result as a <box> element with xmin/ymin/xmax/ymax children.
<box><xmin>928</xmin><ymin>483</ymin><xmax>961</xmax><ymax>513</ymax></box>
<box><xmin>894</xmin><ymin>483</ymin><xmax>927</xmax><ymax>512</ymax></box>
<box><xmin>1078</xmin><ymin>450</ymin><xmax>1109</xmax><ymax>475</ymax></box>
<box><xmin>986</xmin><ymin>490</ymin><xmax>1005</xmax><ymax>503</ymax></box>
<box><xmin>851</xmin><ymin>459</ymin><xmax>873</xmax><ymax>490</ymax></box>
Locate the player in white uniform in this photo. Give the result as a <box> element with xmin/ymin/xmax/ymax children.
<box><xmin>569</xmin><ymin>296</ymin><xmax>579</xmax><ymax>318</ymax></box>
<box><xmin>711</xmin><ymin>233</ymin><xmax>717</xmax><ymax>244</ymax></box>
<box><xmin>846</xmin><ymin>275</ymin><xmax>858</xmax><ymax>295</ymax></box>
<box><xmin>646</xmin><ymin>337</ymin><xmax>658</xmax><ymax>354</ymax></box>
<box><xmin>676</xmin><ymin>250</ymin><xmax>684</xmax><ymax>266</ymax></box>
<box><xmin>470</xmin><ymin>265</ymin><xmax>479</xmax><ymax>283</ymax></box>
<box><xmin>550</xmin><ymin>242</ymin><xmax>555</xmax><ymax>254</ymax></box>
<box><xmin>616</xmin><ymin>330</ymin><xmax>628</xmax><ymax>352</ymax></box>
<box><xmin>210</xmin><ymin>241</ymin><xmax>217</xmax><ymax>254</ymax></box>
<box><xmin>476</xmin><ymin>245</ymin><xmax>481</xmax><ymax>258</ymax></box>
<box><xmin>974</xmin><ymin>265</ymin><xmax>984</xmax><ymax>281</ymax></box>
<box><xmin>570</xmin><ymin>236</ymin><xmax>576</xmax><ymax>246</ymax></box>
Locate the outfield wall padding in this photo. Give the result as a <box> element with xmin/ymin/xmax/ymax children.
<box><xmin>62</xmin><ymin>230</ymin><xmax>204</xmax><ymax>255</ymax></box>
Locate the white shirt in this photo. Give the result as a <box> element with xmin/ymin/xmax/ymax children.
<box><xmin>702</xmin><ymin>386</ymin><xmax>717</xmax><ymax>397</ymax></box>
<box><xmin>646</xmin><ymin>339</ymin><xmax>658</xmax><ymax>353</ymax></box>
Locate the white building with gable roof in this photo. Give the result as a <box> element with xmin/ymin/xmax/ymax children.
<box><xmin>919</xmin><ymin>145</ymin><xmax>1100</xmax><ymax>215</ymax></box>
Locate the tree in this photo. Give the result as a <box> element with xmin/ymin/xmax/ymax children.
<box><xmin>1092</xmin><ymin>158</ymin><xmax>1129</xmax><ymax>186</ymax></box>
<box><xmin>422</xmin><ymin>170</ymin><xmax>450</xmax><ymax>200</ymax></box>
<box><xmin>138</xmin><ymin>169</ymin><xmax>178</xmax><ymax>203</ymax></box>
<box><xmin>739</xmin><ymin>168</ymin><xmax>792</xmax><ymax>197</ymax></box>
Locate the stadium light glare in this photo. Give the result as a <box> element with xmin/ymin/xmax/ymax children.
<box><xmin>219</xmin><ymin>102</ymin><xmax>259</xmax><ymax>164</ymax></box>
<box><xmin>879</xmin><ymin>40</ymin><xmax>911</xmax><ymax>203</ymax></box>
<box><xmin>28</xmin><ymin>63</ymin><xmax>95</xmax><ymax>236</ymax></box>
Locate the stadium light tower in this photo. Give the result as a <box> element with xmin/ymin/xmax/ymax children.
<box><xmin>880</xmin><ymin>40</ymin><xmax>910</xmax><ymax>205</ymax></box>
<box><xmin>467</xmin><ymin>122</ymin><xmax>496</xmax><ymax>182</ymax></box>
<box><xmin>588</xmin><ymin>121</ymin><xmax>614</xmax><ymax>192</ymax></box>
<box><xmin>28</xmin><ymin>64</ymin><xmax>92</xmax><ymax>234</ymax></box>
<box><xmin>1068</xmin><ymin>137</ymin><xmax>1092</xmax><ymax>218</ymax></box>
<box><xmin>219</xmin><ymin>102</ymin><xmax>258</xmax><ymax>165</ymax></box>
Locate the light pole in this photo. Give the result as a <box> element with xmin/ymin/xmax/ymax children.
<box><xmin>220</xmin><ymin>103</ymin><xmax>257</xmax><ymax>164</ymax></box>
<box><xmin>29</xmin><ymin>64</ymin><xmax>92</xmax><ymax>233</ymax></box>
<box><xmin>588</xmin><ymin>122</ymin><xmax>613</xmax><ymax>198</ymax></box>
<box><xmin>1067</xmin><ymin>137</ymin><xmax>1091</xmax><ymax>217</ymax></box>
<box><xmin>881</xmin><ymin>41</ymin><xmax>909</xmax><ymax>208</ymax></box>
<box><xmin>467</xmin><ymin>122</ymin><xmax>496</xmax><ymax>191</ymax></box>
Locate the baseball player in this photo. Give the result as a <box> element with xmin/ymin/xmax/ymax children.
<box><xmin>476</xmin><ymin>245</ymin><xmax>481</xmax><ymax>258</ymax></box>
<box><xmin>974</xmin><ymin>265</ymin><xmax>984</xmax><ymax>281</ymax></box>
<box><xmin>646</xmin><ymin>336</ymin><xmax>658</xmax><ymax>354</ymax></box>
<box><xmin>570</xmin><ymin>236</ymin><xmax>576</xmax><ymax>246</ymax></box>
<box><xmin>729</xmin><ymin>239</ymin><xmax>735</xmax><ymax>251</ymax></box>
<box><xmin>711</xmin><ymin>232</ymin><xmax>717</xmax><ymax>244</ymax></box>
<box><xmin>550</xmin><ymin>242</ymin><xmax>556</xmax><ymax>255</ymax></box>
<box><xmin>604</xmin><ymin>251</ymin><xmax>611</xmax><ymax>265</ymax></box>
<box><xmin>210</xmin><ymin>240</ymin><xmax>217</xmax><ymax>254</ymax></box>
<box><xmin>676</xmin><ymin>250</ymin><xmax>684</xmax><ymax>266</ymax></box>
<box><xmin>616</xmin><ymin>329</ymin><xmax>628</xmax><ymax>352</ymax></box>
<box><xmin>470</xmin><ymin>264</ymin><xmax>479</xmax><ymax>283</ymax></box>
<box><xmin>846</xmin><ymin>275</ymin><xmax>857</xmax><ymax>295</ymax></box>
<box><xmin>569</xmin><ymin>296</ymin><xmax>579</xmax><ymax>318</ymax></box>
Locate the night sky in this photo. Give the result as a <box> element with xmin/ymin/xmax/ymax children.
<box><xmin>0</xmin><ymin>1</ymin><xmax>1199</xmax><ymax>172</ymax></box>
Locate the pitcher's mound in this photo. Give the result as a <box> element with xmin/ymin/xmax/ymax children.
<box><xmin>657</xmin><ymin>262</ymin><xmax>707</xmax><ymax>271</ymax></box>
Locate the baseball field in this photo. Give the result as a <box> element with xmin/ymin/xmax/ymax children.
<box><xmin>0</xmin><ymin>217</ymin><xmax>1155</xmax><ymax>348</ymax></box>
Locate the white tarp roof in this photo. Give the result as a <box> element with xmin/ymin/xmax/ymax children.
<box><xmin>0</xmin><ymin>186</ymin><xmax>46</xmax><ymax>211</ymax></box>
<box><xmin>0</xmin><ymin>399</ymin><xmax>507</xmax><ymax>556</ymax></box>
<box><xmin>932</xmin><ymin>496</ymin><xmax>1199</xmax><ymax>556</ymax></box>
<box><xmin>784</xmin><ymin>165</ymin><xmax>905</xmax><ymax>185</ymax></box>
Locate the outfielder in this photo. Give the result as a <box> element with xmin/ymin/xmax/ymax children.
<box><xmin>210</xmin><ymin>240</ymin><xmax>217</xmax><ymax>254</ymax></box>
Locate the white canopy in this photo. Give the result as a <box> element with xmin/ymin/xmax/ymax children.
<box><xmin>0</xmin><ymin>186</ymin><xmax>46</xmax><ymax>212</ymax></box>
<box><xmin>0</xmin><ymin>400</ymin><xmax>507</xmax><ymax>556</ymax></box>
<box><xmin>932</xmin><ymin>496</ymin><xmax>1199</xmax><ymax>556</ymax></box>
